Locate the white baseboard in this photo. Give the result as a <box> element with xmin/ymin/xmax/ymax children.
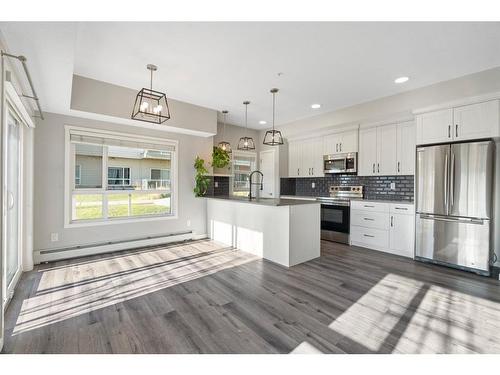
<box><xmin>34</xmin><ymin>232</ymin><xmax>208</xmax><ymax>264</ymax></box>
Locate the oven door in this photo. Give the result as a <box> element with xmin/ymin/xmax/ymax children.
<box><xmin>321</xmin><ymin>204</ymin><xmax>350</xmax><ymax>233</ymax></box>
<box><xmin>324</xmin><ymin>158</ymin><xmax>346</xmax><ymax>173</ymax></box>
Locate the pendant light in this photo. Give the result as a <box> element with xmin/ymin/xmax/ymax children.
<box><xmin>131</xmin><ymin>64</ymin><xmax>171</xmax><ymax>124</ymax></box>
<box><xmin>263</xmin><ymin>88</ymin><xmax>284</xmax><ymax>146</ymax></box>
<box><xmin>237</xmin><ymin>101</ymin><xmax>255</xmax><ymax>150</ymax></box>
<box><xmin>217</xmin><ymin>110</ymin><xmax>232</xmax><ymax>153</ymax></box>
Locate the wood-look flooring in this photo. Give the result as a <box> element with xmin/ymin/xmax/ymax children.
<box><xmin>3</xmin><ymin>239</ymin><xmax>500</xmax><ymax>354</ymax></box>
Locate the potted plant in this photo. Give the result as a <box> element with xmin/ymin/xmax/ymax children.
<box><xmin>211</xmin><ymin>146</ymin><xmax>231</xmax><ymax>169</ymax></box>
<box><xmin>193</xmin><ymin>156</ymin><xmax>211</xmax><ymax>197</ymax></box>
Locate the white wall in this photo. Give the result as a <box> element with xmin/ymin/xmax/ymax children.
<box><xmin>33</xmin><ymin>112</ymin><xmax>213</xmax><ymax>252</ymax></box>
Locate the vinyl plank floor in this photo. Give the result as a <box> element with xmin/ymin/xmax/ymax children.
<box><xmin>3</xmin><ymin>239</ymin><xmax>500</xmax><ymax>354</ymax></box>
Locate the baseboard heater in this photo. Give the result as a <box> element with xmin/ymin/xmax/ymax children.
<box><xmin>34</xmin><ymin>231</ymin><xmax>207</xmax><ymax>264</ymax></box>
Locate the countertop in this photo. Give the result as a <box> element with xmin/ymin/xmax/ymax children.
<box><xmin>280</xmin><ymin>195</ymin><xmax>414</xmax><ymax>205</ymax></box>
<box><xmin>204</xmin><ymin>195</ymin><xmax>320</xmax><ymax>206</ymax></box>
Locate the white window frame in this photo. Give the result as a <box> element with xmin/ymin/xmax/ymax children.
<box><xmin>107</xmin><ymin>166</ymin><xmax>131</xmax><ymax>187</ymax></box>
<box><xmin>64</xmin><ymin>125</ymin><xmax>178</xmax><ymax>228</ymax></box>
<box><xmin>75</xmin><ymin>164</ymin><xmax>81</xmax><ymax>186</ymax></box>
<box><xmin>230</xmin><ymin>150</ymin><xmax>257</xmax><ymax>196</ymax></box>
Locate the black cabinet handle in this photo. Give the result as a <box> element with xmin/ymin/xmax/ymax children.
<box><xmin>448</xmin><ymin>125</ymin><xmax>451</xmax><ymax>138</ymax></box>
<box><xmin>363</xmin><ymin>234</ymin><xmax>375</xmax><ymax>238</ymax></box>
<box><xmin>372</xmin><ymin>163</ymin><xmax>375</xmax><ymax>173</ymax></box>
<box><xmin>363</xmin><ymin>217</ymin><xmax>374</xmax><ymax>221</ymax></box>
<box><xmin>377</xmin><ymin>163</ymin><xmax>380</xmax><ymax>173</ymax></box>
<box><xmin>395</xmin><ymin>207</ymin><xmax>408</xmax><ymax>210</ymax></box>
<box><xmin>456</xmin><ymin>124</ymin><xmax>458</xmax><ymax>138</ymax></box>
<box><xmin>397</xmin><ymin>161</ymin><xmax>400</xmax><ymax>173</ymax></box>
<box><xmin>391</xmin><ymin>215</ymin><xmax>394</xmax><ymax>227</ymax></box>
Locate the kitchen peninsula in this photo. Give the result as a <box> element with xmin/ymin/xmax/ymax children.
<box><xmin>206</xmin><ymin>196</ymin><xmax>320</xmax><ymax>267</ymax></box>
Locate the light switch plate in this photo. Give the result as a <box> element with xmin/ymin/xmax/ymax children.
<box><xmin>312</xmin><ymin>182</ymin><xmax>316</xmax><ymax>189</ymax></box>
<box><xmin>50</xmin><ymin>233</ymin><xmax>59</xmax><ymax>242</ymax></box>
<box><xmin>214</xmin><ymin>181</ymin><xmax>219</xmax><ymax>188</ymax></box>
<box><xmin>390</xmin><ymin>182</ymin><xmax>396</xmax><ymax>190</ymax></box>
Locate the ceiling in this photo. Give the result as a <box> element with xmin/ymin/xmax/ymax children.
<box><xmin>2</xmin><ymin>22</ymin><xmax>500</xmax><ymax>130</ymax></box>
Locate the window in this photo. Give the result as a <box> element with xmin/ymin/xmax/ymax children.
<box><xmin>108</xmin><ymin>167</ymin><xmax>131</xmax><ymax>187</ymax></box>
<box><xmin>66</xmin><ymin>127</ymin><xmax>177</xmax><ymax>225</ymax></box>
<box><xmin>75</xmin><ymin>165</ymin><xmax>81</xmax><ymax>186</ymax></box>
<box><xmin>231</xmin><ymin>151</ymin><xmax>257</xmax><ymax>197</ymax></box>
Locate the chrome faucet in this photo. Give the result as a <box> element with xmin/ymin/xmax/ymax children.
<box><xmin>248</xmin><ymin>170</ymin><xmax>263</xmax><ymax>200</ymax></box>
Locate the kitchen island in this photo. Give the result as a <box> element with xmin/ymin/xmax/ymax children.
<box><xmin>206</xmin><ymin>196</ymin><xmax>320</xmax><ymax>267</ymax></box>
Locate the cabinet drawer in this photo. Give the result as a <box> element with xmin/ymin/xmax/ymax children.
<box><xmin>390</xmin><ymin>203</ymin><xmax>414</xmax><ymax>215</ymax></box>
<box><xmin>351</xmin><ymin>200</ymin><xmax>389</xmax><ymax>213</ymax></box>
<box><xmin>351</xmin><ymin>210</ymin><xmax>389</xmax><ymax>230</ymax></box>
<box><xmin>351</xmin><ymin>226</ymin><xmax>389</xmax><ymax>249</ymax></box>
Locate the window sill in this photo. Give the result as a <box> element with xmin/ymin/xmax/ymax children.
<box><xmin>64</xmin><ymin>213</ymin><xmax>179</xmax><ymax>228</ymax></box>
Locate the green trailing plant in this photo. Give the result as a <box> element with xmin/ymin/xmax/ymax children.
<box><xmin>211</xmin><ymin>146</ymin><xmax>231</xmax><ymax>169</ymax></box>
<box><xmin>194</xmin><ymin>156</ymin><xmax>211</xmax><ymax>197</ymax></box>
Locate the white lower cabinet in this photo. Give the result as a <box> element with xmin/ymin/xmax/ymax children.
<box><xmin>350</xmin><ymin>200</ymin><xmax>415</xmax><ymax>258</ymax></box>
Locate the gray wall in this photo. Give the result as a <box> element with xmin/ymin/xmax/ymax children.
<box><xmin>34</xmin><ymin>112</ymin><xmax>213</xmax><ymax>251</ymax></box>
<box><xmin>71</xmin><ymin>75</ymin><xmax>218</xmax><ymax>136</ymax></box>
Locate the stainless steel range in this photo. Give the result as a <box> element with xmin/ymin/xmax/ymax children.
<box><xmin>317</xmin><ymin>185</ymin><xmax>363</xmax><ymax>244</ymax></box>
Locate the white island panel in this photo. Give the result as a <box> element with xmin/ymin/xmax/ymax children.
<box><xmin>206</xmin><ymin>198</ymin><xmax>320</xmax><ymax>267</ymax></box>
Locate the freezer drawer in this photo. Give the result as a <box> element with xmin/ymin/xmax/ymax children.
<box><xmin>415</xmin><ymin>214</ymin><xmax>490</xmax><ymax>272</ymax></box>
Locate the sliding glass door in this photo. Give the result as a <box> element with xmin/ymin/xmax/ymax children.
<box><xmin>5</xmin><ymin>109</ymin><xmax>21</xmax><ymax>291</ymax></box>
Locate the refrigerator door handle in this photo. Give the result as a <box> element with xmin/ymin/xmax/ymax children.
<box><xmin>444</xmin><ymin>153</ymin><xmax>448</xmax><ymax>213</ymax></box>
<box><xmin>419</xmin><ymin>213</ymin><xmax>484</xmax><ymax>225</ymax></box>
<box><xmin>450</xmin><ymin>151</ymin><xmax>455</xmax><ymax>212</ymax></box>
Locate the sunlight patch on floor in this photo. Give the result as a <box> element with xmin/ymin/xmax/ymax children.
<box><xmin>328</xmin><ymin>273</ymin><xmax>500</xmax><ymax>353</ymax></box>
<box><xmin>290</xmin><ymin>341</ymin><xmax>324</xmax><ymax>354</ymax></box>
<box><xmin>13</xmin><ymin>240</ymin><xmax>257</xmax><ymax>335</ymax></box>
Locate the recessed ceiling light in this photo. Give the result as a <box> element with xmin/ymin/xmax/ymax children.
<box><xmin>311</xmin><ymin>104</ymin><xmax>321</xmax><ymax>109</ymax></box>
<box><xmin>394</xmin><ymin>76</ymin><xmax>409</xmax><ymax>84</ymax></box>
<box><xmin>259</xmin><ymin>120</ymin><xmax>267</xmax><ymax>125</ymax></box>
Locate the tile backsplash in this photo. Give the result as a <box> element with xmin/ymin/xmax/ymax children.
<box><xmin>281</xmin><ymin>174</ymin><xmax>414</xmax><ymax>201</ymax></box>
<box><xmin>207</xmin><ymin>176</ymin><xmax>230</xmax><ymax>196</ymax></box>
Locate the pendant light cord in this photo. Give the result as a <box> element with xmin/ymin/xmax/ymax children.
<box><xmin>272</xmin><ymin>91</ymin><xmax>276</xmax><ymax>131</ymax></box>
<box><xmin>245</xmin><ymin>102</ymin><xmax>248</xmax><ymax>137</ymax></box>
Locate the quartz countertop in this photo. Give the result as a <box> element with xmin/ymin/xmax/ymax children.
<box><xmin>280</xmin><ymin>195</ymin><xmax>414</xmax><ymax>205</ymax></box>
<box><xmin>204</xmin><ymin>195</ymin><xmax>319</xmax><ymax>206</ymax></box>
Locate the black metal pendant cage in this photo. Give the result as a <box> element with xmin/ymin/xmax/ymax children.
<box><xmin>237</xmin><ymin>136</ymin><xmax>256</xmax><ymax>150</ymax></box>
<box><xmin>263</xmin><ymin>129</ymin><xmax>284</xmax><ymax>146</ymax></box>
<box><xmin>131</xmin><ymin>88</ymin><xmax>171</xmax><ymax>124</ymax></box>
<box><xmin>218</xmin><ymin>140</ymin><xmax>232</xmax><ymax>153</ymax></box>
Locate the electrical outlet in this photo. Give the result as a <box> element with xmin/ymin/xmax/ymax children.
<box><xmin>50</xmin><ymin>232</ymin><xmax>59</xmax><ymax>242</ymax></box>
<box><xmin>390</xmin><ymin>182</ymin><xmax>396</xmax><ymax>191</ymax></box>
<box><xmin>312</xmin><ymin>182</ymin><xmax>316</xmax><ymax>189</ymax></box>
<box><xmin>214</xmin><ymin>181</ymin><xmax>219</xmax><ymax>188</ymax></box>
<box><xmin>187</xmin><ymin>220</ymin><xmax>191</xmax><ymax>227</ymax></box>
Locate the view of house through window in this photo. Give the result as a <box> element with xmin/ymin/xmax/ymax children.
<box><xmin>69</xmin><ymin>129</ymin><xmax>175</xmax><ymax>223</ymax></box>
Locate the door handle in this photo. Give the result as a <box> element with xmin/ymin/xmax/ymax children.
<box><xmin>444</xmin><ymin>153</ymin><xmax>448</xmax><ymax>212</ymax></box>
<box><xmin>455</xmin><ymin>124</ymin><xmax>458</xmax><ymax>138</ymax></box>
<box><xmin>419</xmin><ymin>214</ymin><xmax>484</xmax><ymax>225</ymax></box>
<box><xmin>450</xmin><ymin>152</ymin><xmax>455</xmax><ymax>211</ymax></box>
<box><xmin>8</xmin><ymin>191</ymin><xmax>14</xmax><ymax>210</ymax></box>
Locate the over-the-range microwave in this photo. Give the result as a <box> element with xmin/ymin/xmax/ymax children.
<box><xmin>323</xmin><ymin>152</ymin><xmax>357</xmax><ymax>174</ymax></box>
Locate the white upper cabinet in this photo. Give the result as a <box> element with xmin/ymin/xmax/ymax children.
<box><xmin>396</xmin><ymin>121</ymin><xmax>416</xmax><ymax>175</ymax></box>
<box><xmin>416</xmin><ymin>108</ymin><xmax>453</xmax><ymax>145</ymax></box>
<box><xmin>376</xmin><ymin>124</ymin><xmax>397</xmax><ymax>175</ymax></box>
<box><xmin>323</xmin><ymin>130</ymin><xmax>358</xmax><ymax>155</ymax></box>
<box><xmin>453</xmin><ymin>100</ymin><xmax>500</xmax><ymax>141</ymax></box>
<box><xmin>359</xmin><ymin>122</ymin><xmax>414</xmax><ymax>176</ymax></box>
<box><xmin>416</xmin><ymin>99</ymin><xmax>500</xmax><ymax>145</ymax></box>
<box><xmin>358</xmin><ymin>127</ymin><xmax>377</xmax><ymax>176</ymax></box>
<box><xmin>339</xmin><ymin>130</ymin><xmax>358</xmax><ymax>153</ymax></box>
<box><xmin>288</xmin><ymin>137</ymin><xmax>324</xmax><ymax>178</ymax></box>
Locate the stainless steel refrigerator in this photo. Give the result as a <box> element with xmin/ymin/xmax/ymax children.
<box><xmin>415</xmin><ymin>140</ymin><xmax>494</xmax><ymax>275</ymax></box>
